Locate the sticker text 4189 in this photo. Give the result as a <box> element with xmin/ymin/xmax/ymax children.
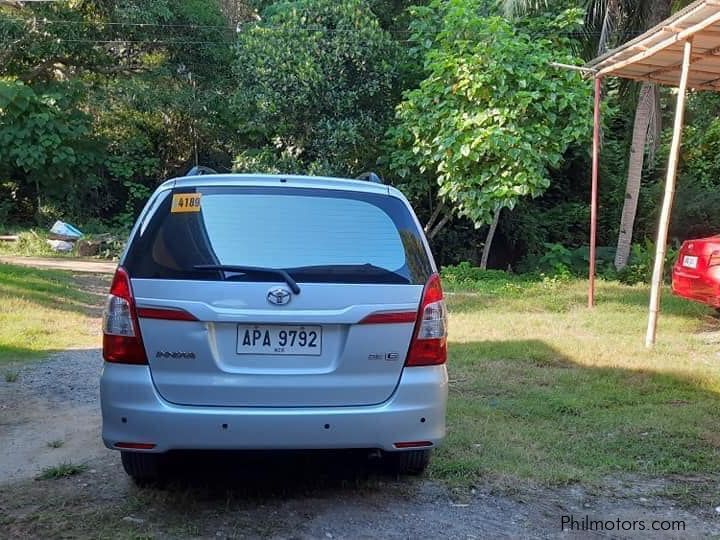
<box><xmin>171</xmin><ymin>193</ymin><xmax>201</xmax><ymax>213</ymax></box>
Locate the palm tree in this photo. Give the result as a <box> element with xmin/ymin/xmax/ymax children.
<box><xmin>504</xmin><ymin>0</ymin><xmax>678</xmax><ymax>269</ymax></box>
<box><xmin>610</xmin><ymin>2</ymin><xmax>672</xmax><ymax>270</ymax></box>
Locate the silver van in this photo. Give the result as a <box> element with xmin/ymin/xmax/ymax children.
<box><xmin>100</xmin><ymin>174</ymin><xmax>448</xmax><ymax>482</ymax></box>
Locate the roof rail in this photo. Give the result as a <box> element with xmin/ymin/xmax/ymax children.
<box><xmin>356</xmin><ymin>171</ymin><xmax>383</xmax><ymax>184</ymax></box>
<box><xmin>186</xmin><ymin>166</ymin><xmax>218</xmax><ymax>176</ymax></box>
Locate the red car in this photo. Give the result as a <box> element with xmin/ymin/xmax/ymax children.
<box><xmin>672</xmin><ymin>235</ymin><xmax>720</xmax><ymax>308</ymax></box>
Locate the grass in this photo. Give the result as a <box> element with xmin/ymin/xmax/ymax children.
<box><xmin>1</xmin><ymin>261</ymin><xmax>718</xmax><ymax>488</ymax></box>
<box><xmin>37</xmin><ymin>462</ymin><xmax>87</xmax><ymax>480</ymax></box>
<box><xmin>0</xmin><ymin>263</ymin><xmax>105</xmax><ymax>364</ymax></box>
<box><xmin>432</xmin><ymin>275</ymin><xmax>720</xmax><ymax>486</ymax></box>
<box><xmin>0</xmin><ymin>230</ymin><xmax>70</xmax><ymax>258</ymax></box>
<box><xmin>0</xmin><ymin>229</ymin><xmax>124</xmax><ymax>259</ymax></box>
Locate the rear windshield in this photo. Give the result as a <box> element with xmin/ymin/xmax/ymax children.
<box><xmin>124</xmin><ymin>186</ymin><xmax>432</xmax><ymax>285</ymax></box>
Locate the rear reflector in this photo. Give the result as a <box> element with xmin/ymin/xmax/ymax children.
<box><xmin>393</xmin><ymin>441</ymin><xmax>433</xmax><ymax>449</ymax></box>
<box><xmin>137</xmin><ymin>307</ymin><xmax>198</xmax><ymax>321</ymax></box>
<box><xmin>114</xmin><ymin>442</ymin><xmax>156</xmax><ymax>450</ymax></box>
<box><xmin>359</xmin><ymin>311</ymin><xmax>417</xmax><ymax>324</ymax></box>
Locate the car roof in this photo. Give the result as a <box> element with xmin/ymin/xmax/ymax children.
<box><xmin>161</xmin><ymin>173</ymin><xmax>393</xmax><ymax>196</ymax></box>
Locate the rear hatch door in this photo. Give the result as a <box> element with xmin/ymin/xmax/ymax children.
<box><xmin>123</xmin><ymin>183</ymin><xmax>433</xmax><ymax>408</ymax></box>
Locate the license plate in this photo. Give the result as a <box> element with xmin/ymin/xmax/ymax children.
<box><xmin>682</xmin><ymin>255</ymin><xmax>698</xmax><ymax>269</ymax></box>
<box><xmin>236</xmin><ymin>325</ymin><xmax>322</xmax><ymax>356</ymax></box>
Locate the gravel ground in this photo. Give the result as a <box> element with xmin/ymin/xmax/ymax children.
<box><xmin>1</xmin><ymin>351</ymin><xmax>719</xmax><ymax>538</ymax></box>
<box><xmin>4</xmin><ymin>348</ymin><xmax>103</xmax><ymax>406</ymax></box>
<box><xmin>0</xmin><ymin>349</ymin><xmax>108</xmax><ymax>484</ymax></box>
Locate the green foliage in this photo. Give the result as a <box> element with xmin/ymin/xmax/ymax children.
<box><xmin>0</xmin><ymin>0</ymin><xmax>236</xmax><ymax>225</ymax></box>
<box><xmin>671</xmin><ymin>184</ymin><xmax>720</xmax><ymax>241</ymax></box>
<box><xmin>680</xmin><ymin>119</ymin><xmax>720</xmax><ymax>190</ymax></box>
<box><xmin>388</xmin><ymin>2</ymin><xmax>592</xmax><ymax>227</ymax></box>
<box><xmin>441</xmin><ymin>261</ymin><xmax>512</xmax><ymax>284</ymax></box>
<box><xmin>234</xmin><ymin>147</ymin><xmax>303</xmax><ymax>174</ymax></box>
<box><xmin>0</xmin><ymin>0</ymin><xmax>713</xmax><ymax>277</ymax></box>
<box><xmin>517</xmin><ymin>242</ymin><xmax>616</xmax><ymax>278</ymax></box>
<box><xmin>0</xmin><ymin>230</ymin><xmax>57</xmax><ymax>258</ymax></box>
<box><xmin>537</xmin><ymin>243</ymin><xmax>574</xmax><ymax>277</ymax></box>
<box><xmin>37</xmin><ymin>462</ymin><xmax>87</xmax><ymax>480</ymax></box>
<box><xmin>0</xmin><ymin>228</ymin><xmax>125</xmax><ymax>260</ymax></box>
<box><xmin>617</xmin><ymin>239</ymin><xmax>679</xmax><ymax>286</ymax></box>
<box><xmin>0</xmin><ymin>81</ymin><xmax>101</xmax><ymax>220</ymax></box>
<box><xmin>232</xmin><ymin>0</ymin><xmax>403</xmax><ymax>175</ymax></box>
<box><xmin>668</xmin><ymin>98</ymin><xmax>720</xmax><ymax>240</ymax></box>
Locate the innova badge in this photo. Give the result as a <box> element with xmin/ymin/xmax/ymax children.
<box><xmin>267</xmin><ymin>286</ymin><xmax>292</xmax><ymax>306</ymax></box>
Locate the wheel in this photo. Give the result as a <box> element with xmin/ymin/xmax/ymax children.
<box><xmin>120</xmin><ymin>451</ymin><xmax>166</xmax><ymax>484</ymax></box>
<box><xmin>385</xmin><ymin>449</ymin><xmax>432</xmax><ymax>475</ymax></box>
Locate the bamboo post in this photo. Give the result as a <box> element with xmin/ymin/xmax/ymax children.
<box><xmin>589</xmin><ymin>76</ymin><xmax>602</xmax><ymax>308</ymax></box>
<box><xmin>645</xmin><ymin>38</ymin><xmax>693</xmax><ymax>348</ymax></box>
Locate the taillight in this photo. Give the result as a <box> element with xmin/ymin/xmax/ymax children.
<box><xmin>709</xmin><ymin>251</ymin><xmax>720</xmax><ymax>267</ymax></box>
<box><xmin>405</xmin><ymin>273</ymin><xmax>447</xmax><ymax>366</ymax></box>
<box><xmin>102</xmin><ymin>267</ymin><xmax>148</xmax><ymax>364</ymax></box>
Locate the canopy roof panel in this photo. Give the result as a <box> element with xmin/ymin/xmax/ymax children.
<box><xmin>586</xmin><ymin>0</ymin><xmax>720</xmax><ymax>89</ymax></box>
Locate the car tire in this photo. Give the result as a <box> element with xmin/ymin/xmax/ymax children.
<box><xmin>120</xmin><ymin>451</ymin><xmax>165</xmax><ymax>484</ymax></box>
<box><xmin>386</xmin><ymin>449</ymin><xmax>431</xmax><ymax>475</ymax></box>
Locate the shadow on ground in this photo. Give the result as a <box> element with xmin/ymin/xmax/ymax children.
<box><xmin>441</xmin><ymin>338</ymin><xmax>720</xmax><ymax>485</ymax></box>
<box><xmin>0</xmin><ymin>263</ymin><xmax>108</xmax><ymax>318</ymax></box>
<box><xmin>145</xmin><ymin>449</ymin><xmax>406</xmax><ymax>497</ymax></box>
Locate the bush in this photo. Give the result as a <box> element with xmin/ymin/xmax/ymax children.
<box><xmin>617</xmin><ymin>239</ymin><xmax>678</xmax><ymax>285</ymax></box>
<box><xmin>0</xmin><ymin>227</ymin><xmax>125</xmax><ymax>260</ymax></box>
<box><xmin>0</xmin><ymin>230</ymin><xmax>57</xmax><ymax>257</ymax></box>
<box><xmin>440</xmin><ymin>261</ymin><xmax>512</xmax><ymax>284</ymax></box>
<box><xmin>520</xmin><ymin>243</ymin><xmax>616</xmax><ymax>278</ymax></box>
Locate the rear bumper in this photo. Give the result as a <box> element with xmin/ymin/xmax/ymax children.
<box><xmin>671</xmin><ymin>268</ymin><xmax>720</xmax><ymax>307</ymax></box>
<box><xmin>100</xmin><ymin>363</ymin><xmax>447</xmax><ymax>453</ymax></box>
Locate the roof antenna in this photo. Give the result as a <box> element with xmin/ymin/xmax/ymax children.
<box><xmin>186</xmin><ymin>166</ymin><xmax>217</xmax><ymax>176</ymax></box>
<box><xmin>356</xmin><ymin>172</ymin><xmax>383</xmax><ymax>184</ymax></box>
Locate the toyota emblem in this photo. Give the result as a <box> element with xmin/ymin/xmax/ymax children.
<box><xmin>267</xmin><ymin>287</ymin><xmax>292</xmax><ymax>306</ymax></box>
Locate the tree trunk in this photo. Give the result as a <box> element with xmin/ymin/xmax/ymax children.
<box><xmin>424</xmin><ymin>201</ymin><xmax>445</xmax><ymax>235</ymax></box>
<box><xmin>34</xmin><ymin>177</ymin><xmax>42</xmax><ymax>225</ymax></box>
<box><xmin>480</xmin><ymin>208</ymin><xmax>501</xmax><ymax>270</ymax></box>
<box><xmin>614</xmin><ymin>83</ymin><xmax>655</xmax><ymax>270</ymax></box>
<box><xmin>428</xmin><ymin>213</ymin><xmax>450</xmax><ymax>240</ymax></box>
<box><xmin>614</xmin><ymin>0</ymin><xmax>672</xmax><ymax>271</ymax></box>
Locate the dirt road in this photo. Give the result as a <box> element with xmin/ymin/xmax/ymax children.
<box><xmin>0</xmin><ymin>349</ymin><xmax>108</xmax><ymax>484</ymax></box>
<box><xmin>0</xmin><ymin>255</ymin><xmax>116</xmax><ymax>274</ymax></box>
<box><xmin>1</xmin><ymin>351</ymin><xmax>719</xmax><ymax>538</ymax></box>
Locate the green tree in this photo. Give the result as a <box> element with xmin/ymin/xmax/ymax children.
<box><xmin>231</xmin><ymin>0</ymin><xmax>403</xmax><ymax>175</ymax></box>
<box><xmin>388</xmin><ymin>1</ymin><xmax>592</xmax><ymax>265</ymax></box>
<box><xmin>0</xmin><ymin>0</ymin><xmax>241</xmax><ymax>224</ymax></box>
<box><xmin>0</xmin><ymin>81</ymin><xmax>101</xmax><ymax>222</ymax></box>
<box><xmin>504</xmin><ymin>0</ymin><xmax>691</xmax><ymax>270</ymax></box>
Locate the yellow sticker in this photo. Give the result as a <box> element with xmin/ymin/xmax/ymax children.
<box><xmin>171</xmin><ymin>193</ymin><xmax>202</xmax><ymax>213</ymax></box>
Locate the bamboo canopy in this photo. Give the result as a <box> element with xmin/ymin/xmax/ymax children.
<box><xmin>588</xmin><ymin>0</ymin><xmax>720</xmax><ymax>89</ymax></box>
<box><xmin>584</xmin><ymin>0</ymin><xmax>720</xmax><ymax>347</ymax></box>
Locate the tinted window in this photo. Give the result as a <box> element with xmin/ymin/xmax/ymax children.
<box><xmin>124</xmin><ymin>186</ymin><xmax>432</xmax><ymax>284</ymax></box>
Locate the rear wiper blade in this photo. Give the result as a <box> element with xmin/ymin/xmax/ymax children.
<box><xmin>193</xmin><ymin>264</ymin><xmax>300</xmax><ymax>294</ymax></box>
